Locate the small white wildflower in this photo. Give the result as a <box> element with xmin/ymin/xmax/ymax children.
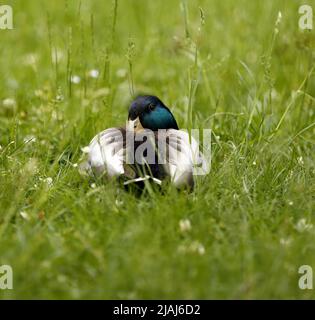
<box><xmin>280</xmin><ymin>238</ymin><xmax>291</xmax><ymax>246</ymax></box>
<box><xmin>72</xmin><ymin>163</ymin><xmax>78</xmax><ymax>168</ymax></box>
<box><xmin>34</xmin><ymin>89</ymin><xmax>46</xmax><ymax>98</ymax></box>
<box><xmin>81</xmin><ymin>146</ymin><xmax>90</xmax><ymax>154</ymax></box>
<box><xmin>40</xmin><ymin>140</ymin><xmax>48</xmax><ymax>146</ymax></box>
<box><xmin>88</xmin><ymin>69</ymin><xmax>99</xmax><ymax>79</ymax></box>
<box><xmin>295</xmin><ymin>218</ymin><xmax>313</xmax><ymax>233</ymax></box>
<box><xmin>253</xmin><ymin>161</ymin><xmax>256</xmax><ymax>166</ymax></box>
<box><xmin>45</xmin><ymin>177</ymin><xmax>53</xmax><ymax>187</ymax></box>
<box><xmin>276</xmin><ymin>11</ymin><xmax>282</xmax><ymax>26</ymax></box>
<box><xmin>190</xmin><ymin>241</ymin><xmax>205</xmax><ymax>255</ymax></box>
<box><xmin>297</xmin><ymin>156</ymin><xmax>304</xmax><ymax>165</ymax></box>
<box><xmin>197</xmin><ymin>244</ymin><xmax>205</xmax><ymax>255</ymax></box>
<box><xmin>20</xmin><ymin>211</ymin><xmax>30</xmax><ymax>221</ymax></box>
<box><xmin>115</xmin><ymin>199</ymin><xmax>124</xmax><ymax>207</ymax></box>
<box><xmin>71</xmin><ymin>75</ymin><xmax>81</xmax><ymax>84</ymax></box>
<box><xmin>2</xmin><ymin>98</ymin><xmax>16</xmax><ymax>107</ymax></box>
<box><xmin>288</xmin><ymin>201</ymin><xmax>294</xmax><ymax>206</ymax></box>
<box><xmin>116</xmin><ymin>68</ymin><xmax>127</xmax><ymax>78</ymax></box>
<box><xmin>91</xmin><ymin>183</ymin><xmax>96</xmax><ymax>189</ymax></box>
<box><xmin>55</xmin><ymin>94</ymin><xmax>64</xmax><ymax>102</ymax></box>
<box><xmin>179</xmin><ymin>219</ymin><xmax>192</xmax><ymax>232</ymax></box>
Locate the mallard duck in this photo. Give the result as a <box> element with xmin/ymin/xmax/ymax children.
<box><xmin>82</xmin><ymin>95</ymin><xmax>208</xmax><ymax>188</ymax></box>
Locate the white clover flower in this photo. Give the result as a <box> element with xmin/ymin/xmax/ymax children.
<box><xmin>115</xmin><ymin>199</ymin><xmax>124</xmax><ymax>207</ymax></box>
<box><xmin>197</xmin><ymin>244</ymin><xmax>205</xmax><ymax>255</ymax></box>
<box><xmin>88</xmin><ymin>69</ymin><xmax>99</xmax><ymax>79</ymax></box>
<box><xmin>55</xmin><ymin>94</ymin><xmax>64</xmax><ymax>102</ymax></box>
<box><xmin>2</xmin><ymin>98</ymin><xmax>16</xmax><ymax>107</ymax></box>
<box><xmin>190</xmin><ymin>241</ymin><xmax>205</xmax><ymax>255</ymax></box>
<box><xmin>276</xmin><ymin>11</ymin><xmax>282</xmax><ymax>26</ymax></box>
<box><xmin>34</xmin><ymin>89</ymin><xmax>48</xmax><ymax>98</ymax></box>
<box><xmin>297</xmin><ymin>156</ymin><xmax>304</xmax><ymax>165</ymax></box>
<box><xmin>81</xmin><ymin>146</ymin><xmax>90</xmax><ymax>154</ymax></box>
<box><xmin>179</xmin><ymin>219</ymin><xmax>192</xmax><ymax>232</ymax></box>
<box><xmin>71</xmin><ymin>75</ymin><xmax>81</xmax><ymax>84</ymax></box>
<box><xmin>295</xmin><ymin>218</ymin><xmax>313</xmax><ymax>233</ymax></box>
<box><xmin>20</xmin><ymin>211</ymin><xmax>30</xmax><ymax>221</ymax></box>
<box><xmin>45</xmin><ymin>177</ymin><xmax>53</xmax><ymax>187</ymax></box>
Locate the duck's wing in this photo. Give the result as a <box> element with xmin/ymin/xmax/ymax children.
<box><xmin>82</xmin><ymin>127</ymin><xmax>126</xmax><ymax>178</ymax></box>
<box><xmin>161</xmin><ymin>129</ymin><xmax>209</xmax><ymax>187</ymax></box>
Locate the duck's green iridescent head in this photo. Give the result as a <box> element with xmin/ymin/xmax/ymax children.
<box><xmin>128</xmin><ymin>95</ymin><xmax>178</xmax><ymax>132</ymax></box>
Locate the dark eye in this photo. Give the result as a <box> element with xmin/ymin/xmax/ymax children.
<box><xmin>148</xmin><ymin>103</ymin><xmax>155</xmax><ymax>111</ymax></box>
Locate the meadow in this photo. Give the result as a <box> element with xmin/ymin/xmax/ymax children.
<box><xmin>0</xmin><ymin>0</ymin><xmax>314</xmax><ymax>299</ymax></box>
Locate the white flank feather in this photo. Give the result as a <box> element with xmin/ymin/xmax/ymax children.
<box><xmin>86</xmin><ymin>128</ymin><xmax>124</xmax><ymax>177</ymax></box>
<box><xmin>163</xmin><ymin>129</ymin><xmax>208</xmax><ymax>187</ymax></box>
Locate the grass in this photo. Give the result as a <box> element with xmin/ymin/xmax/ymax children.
<box><xmin>0</xmin><ymin>0</ymin><xmax>314</xmax><ymax>299</ymax></box>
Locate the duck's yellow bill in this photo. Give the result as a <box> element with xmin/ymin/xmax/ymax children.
<box><xmin>128</xmin><ymin>117</ymin><xmax>144</xmax><ymax>133</ymax></box>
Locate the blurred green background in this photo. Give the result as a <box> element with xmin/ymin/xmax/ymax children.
<box><xmin>0</xmin><ymin>0</ymin><xmax>314</xmax><ymax>299</ymax></box>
